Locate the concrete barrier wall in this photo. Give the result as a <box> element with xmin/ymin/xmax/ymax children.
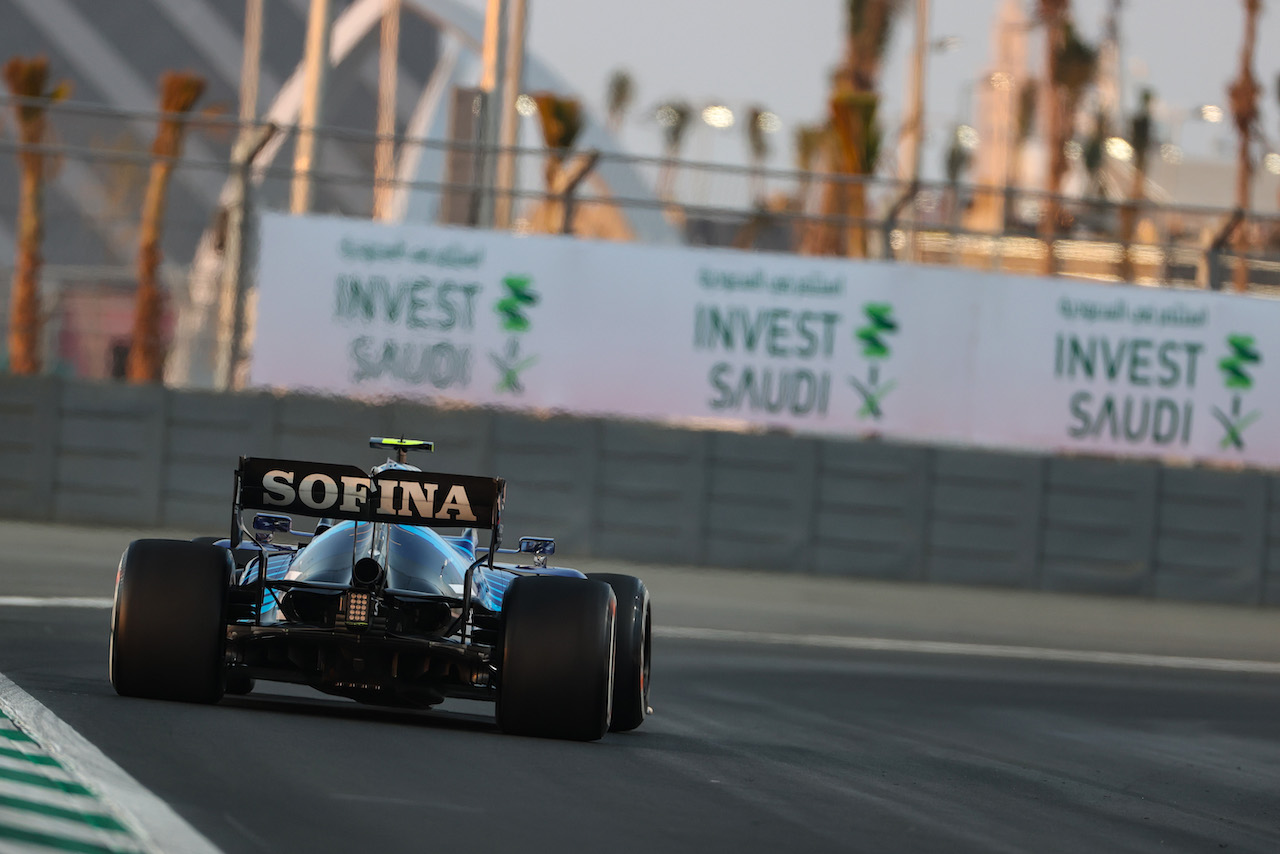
<box><xmin>3</xmin><ymin>376</ymin><xmax>1277</xmax><ymax>606</ymax></box>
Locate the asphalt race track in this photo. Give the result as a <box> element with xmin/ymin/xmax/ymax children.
<box><xmin>2</xmin><ymin>520</ymin><xmax>1280</xmax><ymax>853</ymax></box>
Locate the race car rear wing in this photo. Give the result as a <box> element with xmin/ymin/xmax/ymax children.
<box><xmin>232</xmin><ymin>456</ymin><xmax>508</xmax><ymax>633</ymax></box>
<box><xmin>235</xmin><ymin>456</ymin><xmax>505</xmax><ymax>532</ymax></box>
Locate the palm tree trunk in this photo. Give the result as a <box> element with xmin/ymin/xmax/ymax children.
<box><xmin>801</xmin><ymin>161</ymin><xmax>847</xmax><ymax>256</ymax></box>
<box><xmin>748</xmin><ymin>156</ymin><xmax>765</xmax><ymax>207</ymax></box>
<box><xmin>9</xmin><ymin>149</ymin><xmax>43</xmax><ymax>374</ymax></box>
<box><xmin>127</xmin><ymin>160</ymin><xmax>173</xmax><ymax>382</ymax></box>
<box><xmin>1039</xmin><ymin>0</ymin><xmax>1068</xmax><ymax>275</ymax></box>
<box><xmin>1233</xmin><ymin>130</ymin><xmax>1254</xmax><ymax>293</ymax></box>
<box><xmin>127</xmin><ymin>71</ymin><xmax>204</xmax><ymax>383</ymax></box>
<box><xmin>848</xmin><ymin>179</ymin><xmax>868</xmax><ymax>257</ymax></box>
<box><xmin>3</xmin><ymin>58</ymin><xmax>57</xmax><ymax>375</ymax></box>
<box><xmin>1118</xmin><ymin>164</ymin><xmax>1143</xmax><ymax>281</ymax></box>
<box><xmin>1230</xmin><ymin>0</ymin><xmax>1261</xmax><ymax>293</ymax></box>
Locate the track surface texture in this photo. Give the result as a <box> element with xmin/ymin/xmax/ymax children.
<box><xmin>2</xmin><ymin>520</ymin><xmax>1280</xmax><ymax>853</ymax></box>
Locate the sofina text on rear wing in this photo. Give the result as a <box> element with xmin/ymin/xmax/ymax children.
<box><xmin>235</xmin><ymin>457</ymin><xmax>505</xmax><ymax>531</ymax></box>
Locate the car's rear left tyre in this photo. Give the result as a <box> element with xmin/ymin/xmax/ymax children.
<box><xmin>110</xmin><ymin>539</ymin><xmax>232</xmax><ymax>704</ymax></box>
<box><xmin>586</xmin><ymin>573</ymin><xmax>650</xmax><ymax>732</ymax></box>
<box><xmin>497</xmin><ymin>576</ymin><xmax>615</xmax><ymax>741</ymax></box>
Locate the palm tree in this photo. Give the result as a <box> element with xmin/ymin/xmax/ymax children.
<box><xmin>1082</xmin><ymin>109</ymin><xmax>1108</xmax><ymax>199</ymax></box>
<box><xmin>746</xmin><ymin>106</ymin><xmax>771</xmax><ymax>204</ymax></box>
<box><xmin>655</xmin><ymin>101</ymin><xmax>692</xmax><ymax>208</ymax></box>
<box><xmin>1227</xmin><ymin>0</ymin><xmax>1262</xmax><ymax>292</ymax></box>
<box><xmin>1118</xmin><ymin>88</ymin><xmax>1153</xmax><ymax>281</ymax></box>
<box><xmin>532</xmin><ymin>93</ymin><xmax>582</xmax><ymax>183</ymax></box>
<box><xmin>837</xmin><ymin>0</ymin><xmax>903</xmax><ymax>94</ymax></box>
<box><xmin>1275</xmin><ymin>71</ymin><xmax>1280</xmax><ymax>226</ymax></box>
<box><xmin>605</xmin><ymin>69</ymin><xmax>634</xmax><ymax>136</ymax></box>
<box><xmin>1057</xmin><ymin>25</ymin><xmax>1098</xmax><ymax>148</ymax></box>
<box><xmin>1037</xmin><ymin>0</ymin><xmax>1067</xmax><ymax>271</ymax></box>
<box><xmin>2</xmin><ymin>57</ymin><xmax>70</xmax><ymax>375</ymax></box>
<box><xmin>127</xmin><ymin>71</ymin><xmax>205</xmax><ymax>383</ymax></box>
<box><xmin>792</xmin><ymin>123</ymin><xmax>824</xmax><ymax>213</ymax></box>
<box><xmin>1004</xmin><ymin>78</ymin><xmax>1038</xmax><ymax>230</ymax></box>
<box><xmin>1038</xmin><ymin>2</ymin><xmax>1097</xmax><ymax>273</ymax></box>
<box><xmin>529</xmin><ymin>92</ymin><xmax>597</xmax><ymax>233</ymax></box>
<box><xmin>803</xmin><ymin>0</ymin><xmax>903</xmax><ymax>258</ymax></box>
<box><xmin>804</xmin><ymin>89</ymin><xmax>884</xmax><ymax>257</ymax></box>
<box><xmin>944</xmin><ymin>124</ymin><xmax>972</xmax><ymax>226</ymax></box>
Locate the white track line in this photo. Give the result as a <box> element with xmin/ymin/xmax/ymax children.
<box><xmin>2</xmin><ymin>598</ymin><xmax>1276</xmax><ymax>675</ymax></box>
<box><xmin>0</xmin><ymin>673</ymin><xmax>223</xmax><ymax>854</ymax></box>
<box><xmin>656</xmin><ymin>626</ymin><xmax>1280</xmax><ymax>675</ymax></box>
<box><xmin>0</xmin><ymin>597</ymin><xmax>113</xmax><ymax>608</ymax></box>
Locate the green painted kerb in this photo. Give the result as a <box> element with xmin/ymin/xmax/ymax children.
<box><xmin>0</xmin><ymin>823</ymin><xmax>135</xmax><ymax>854</ymax></box>
<box><xmin>0</xmin><ymin>707</ymin><xmax>145</xmax><ymax>853</ymax></box>
<box><xmin>0</xmin><ymin>792</ymin><xmax>128</xmax><ymax>832</ymax></box>
<box><xmin>0</xmin><ymin>744</ymin><xmax>59</xmax><ymax>765</ymax></box>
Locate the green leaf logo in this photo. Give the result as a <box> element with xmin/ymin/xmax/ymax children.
<box><xmin>495</xmin><ymin>275</ymin><xmax>539</xmax><ymax>333</ymax></box>
<box><xmin>1218</xmin><ymin>334</ymin><xmax>1261</xmax><ymax>390</ymax></box>
<box><xmin>491</xmin><ymin>339</ymin><xmax>537</xmax><ymax>394</ymax></box>
<box><xmin>856</xmin><ymin>303</ymin><xmax>897</xmax><ymax>360</ymax></box>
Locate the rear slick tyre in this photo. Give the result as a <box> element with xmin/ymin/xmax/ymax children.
<box><xmin>109</xmin><ymin>539</ymin><xmax>232</xmax><ymax>704</ymax></box>
<box><xmin>586</xmin><ymin>573</ymin><xmax>650</xmax><ymax>732</ymax></box>
<box><xmin>497</xmin><ymin>576</ymin><xmax>615</xmax><ymax>741</ymax></box>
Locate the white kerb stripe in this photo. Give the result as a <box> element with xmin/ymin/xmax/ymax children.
<box><xmin>0</xmin><ymin>672</ymin><xmax>223</xmax><ymax>854</ymax></box>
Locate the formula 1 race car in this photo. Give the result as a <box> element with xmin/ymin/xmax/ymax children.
<box><xmin>109</xmin><ymin>438</ymin><xmax>650</xmax><ymax>741</ymax></box>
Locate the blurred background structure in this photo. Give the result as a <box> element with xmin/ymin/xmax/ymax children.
<box><xmin>3</xmin><ymin>0</ymin><xmax>1280</xmax><ymax>386</ymax></box>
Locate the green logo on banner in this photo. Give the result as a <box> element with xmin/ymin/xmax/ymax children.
<box><xmin>1211</xmin><ymin>334</ymin><xmax>1262</xmax><ymax>449</ymax></box>
<box><xmin>490</xmin><ymin>339</ymin><xmax>538</xmax><ymax>394</ymax></box>
<box><xmin>856</xmin><ymin>303</ymin><xmax>897</xmax><ymax>359</ymax></box>
<box><xmin>495</xmin><ymin>275</ymin><xmax>540</xmax><ymax>332</ymax></box>
<box><xmin>848</xmin><ymin>303</ymin><xmax>898</xmax><ymax>419</ymax></box>
<box><xmin>491</xmin><ymin>275</ymin><xmax>540</xmax><ymax>393</ymax></box>
<box><xmin>1218</xmin><ymin>334</ymin><xmax>1260</xmax><ymax>389</ymax></box>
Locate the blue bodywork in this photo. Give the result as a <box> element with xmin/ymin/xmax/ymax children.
<box><xmin>237</xmin><ymin>520</ymin><xmax>582</xmax><ymax>620</ymax></box>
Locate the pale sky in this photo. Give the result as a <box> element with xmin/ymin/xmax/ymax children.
<box><xmin>456</xmin><ymin>0</ymin><xmax>1279</xmax><ymax>186</ymax></box>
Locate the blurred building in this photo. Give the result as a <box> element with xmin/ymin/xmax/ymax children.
<box><xmin>0</xmin><ymin>0</ymin><xmax>668</xmax><ymax>381</ymax></box>
<box><xmin>0</xmin><ymin>0</ymin><xmax>445</xmax><ymax>271</ymax></box>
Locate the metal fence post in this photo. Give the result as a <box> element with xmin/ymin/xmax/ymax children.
<box><xmin>215</xmin><ymin>124</ymin><xmax>275</xmax><ymax>391</ymax></box>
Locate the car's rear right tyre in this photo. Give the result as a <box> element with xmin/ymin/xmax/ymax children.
<box><xmin>586</xmin><ymin>573</ymin><xmax>650</xmax><ymax>732</ymax></box>
<box><xmin>110</xmin><ymin>539</ymin><xmax>232</xmax><ymax>704</ymax></box>
<box><xmin>497</xmin><ymin>576</ymin><xmax>616</xmax><ymax>741</ymax></box>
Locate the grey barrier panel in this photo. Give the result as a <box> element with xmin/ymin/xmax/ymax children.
<box><xmin>926</xmin><ymin>449</ymin><xmax>1044</xmax><ymax>587</ymax></box>
<box><xmin>0</xmin><ymin>376</ymin><xmax>57</xmax><ymax>519</ymax></box>
<box><xmin>53</xmin><ymin>381</ymin><xmax>165</xmax><ymax>525</ymax></box>
<box><xmin>812</xmin><ymin>441</ymin><xmax>929</xmax><ymax>581</ymax></box>
<box><xmin>161</xmin><ymin>390</ymin><xmax>279</xmax><ymax>530</ymax></box>
<box><xmin>8</xmin><ymin>375</ymin><xmax>1280</xmax><ymax>606</ymax></box>
<box><xmin>591</xmin><ymin>421</ymin><xmax>709</xmax><ymax>563</ymax></box>
<box><xmin>1265</xmin><ymin>478</ymin><xmax>1280</xmax><ymax>605</ymax></box>
<box><xmin>1152</xmin><ymin>467</ymin><xmax>1268</xmax><ymax>604</ymax></box>
<box><xmin>702</xmin><ymin>432</ymin><xmax>818</xmax><ymax>572</ymax></box>
<box><xmin>489</xmin><ymin>414</ymin><xmax>598</xmax><ymax>553</ymax></box>
<box><xmin>272</xmin><ymin>394</ymin><xmax>394</xmax><ymax>471</ymax></box>
<box><xmin>1039</xmin><ymin>457</ymin><xmax>1160</xmax><ymax>595</ymax></box>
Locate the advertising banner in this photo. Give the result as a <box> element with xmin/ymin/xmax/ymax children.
<box><xmin>253</xmin><ymin>212</ymin><xmax>1280</xmax><ymax>468</ymax></box>
<box><xmin>967</xmin><ymin>279</ymin><xmax>1280</xmax><ymax>465</ymax></box>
